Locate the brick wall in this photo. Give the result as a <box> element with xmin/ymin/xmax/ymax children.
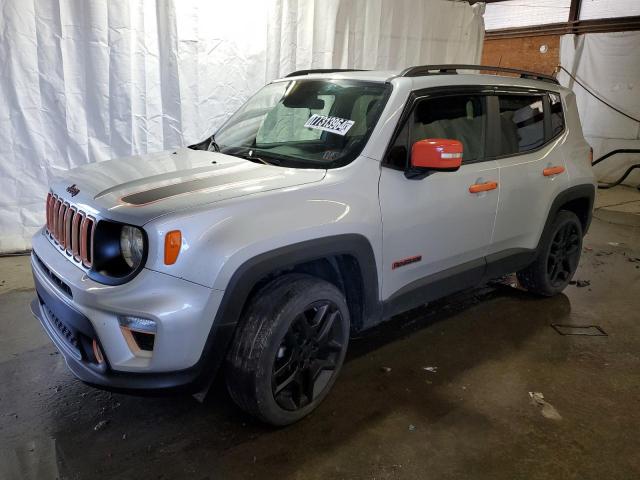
<box><xmin>481</xmin><ymin>35</ymin><xmax>560</xmax><ymax>76</ymax></box>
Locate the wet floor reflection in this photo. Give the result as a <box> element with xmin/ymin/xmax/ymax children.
<box><xmin>1</xmin><ymin>282</ymin><xmax>575</xmax><ymax>480</ymax></box>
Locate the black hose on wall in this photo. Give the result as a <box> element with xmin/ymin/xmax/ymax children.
<box><xmin>597</xmin><ymin>164</ymin><xmax>640</xmax><ymax>190</ymax></box>
<box><xmin>591</xmin><ymin>149</ymin><xmax>640</xmax><ymax>190</ymax></box>
<box><xmin>555</xmin><ymin>66</ymin><xmax>639</xmax><ymax>190</ymax></box>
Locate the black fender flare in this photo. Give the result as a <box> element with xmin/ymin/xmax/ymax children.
<box><xmin>191</xmin><ymin>234</ymin><xmax>381</xmax><ymax>393</ymax></box>
<box><xmin>541</xmin><ymin>183</ymin><xmax>596</xmax><ymax>242</ymax></box>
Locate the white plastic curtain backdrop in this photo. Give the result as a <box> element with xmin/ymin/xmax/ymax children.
<box><xmin>0</xmin><ymin>0</ymin><xmax>484</xmax><ymax>253</ymax></box>
<box><xmin>558</xmin><ymin>32</ymin><xmax>640</xmax><ymax>186</ymax></box>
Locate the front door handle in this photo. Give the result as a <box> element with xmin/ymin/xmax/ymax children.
<box><xmin>469</xmin><ymin>181</ymin><xmax>498</xmax><ymax>194</ymax></box>
<box><xmin>543</xmin><ymin>166</ymin><xmax>565</xmax><ymax>176</ymax></box>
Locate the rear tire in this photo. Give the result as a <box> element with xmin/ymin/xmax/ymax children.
<box><xmin>225</xmin><ymin>273</ymin><xmax>350</xmax><ymax>426</ymax></box>
<box><xmin>517</xmin><ymin>210</ymin><xmax>583</xmax><ymax>296</ymax></box>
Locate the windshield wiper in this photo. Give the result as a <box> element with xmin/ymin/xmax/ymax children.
<box><xmin>238</xmin><ymin>150</ymin><xmax>280</xmax><ymax>166</ymax></box>
<box><xmin>240</xmin><ymin>154</ymin><xmax>279</xmax><ymax>166</ymax></box>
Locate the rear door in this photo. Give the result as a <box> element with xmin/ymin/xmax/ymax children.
<box><xmin>379</xmin><ymin>92</ymin><xmax>499</xmax><ymax>309</ymax></box>
<box><xmin>486</xmin><ymin>91</ymin><xmax>569</xmax><ymax>268</ymax></box>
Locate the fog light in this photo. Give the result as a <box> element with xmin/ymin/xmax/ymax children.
<box><xmin>118</xmin><ymin>315</ymin><xmax>157</xmax><ymax>333</ymax></box>
<box><xmin>118</xmin><ymin>315</ymin><xmax>156</xmax><ymax>357</ymax></box>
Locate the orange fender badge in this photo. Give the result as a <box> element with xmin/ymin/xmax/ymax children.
<box><xmin>392</xmin><ymin>255</ymin><xmax>422</xmax><ymax>270</ymax></box>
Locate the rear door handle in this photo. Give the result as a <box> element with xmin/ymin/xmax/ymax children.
<box><xmin>469</xmin><ymin>181</ymin><xmax>498</xmax><ymax>194</ymax></box>
<box><xmin>543</xmin><ymin>166</ymin><xmax>565</xmax><ymax>176</ymax></box>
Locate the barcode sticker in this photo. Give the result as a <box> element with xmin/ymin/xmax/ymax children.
<box><xmin>304</xmin><ymin>114</ymin><xmax>355</xmax><ymax>136</ymax></box>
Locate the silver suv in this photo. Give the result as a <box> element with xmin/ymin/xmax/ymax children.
<box><xmin>31</xmin><ymin>65</ymin><xmax>595</xmax><ymax>425</ymax></box>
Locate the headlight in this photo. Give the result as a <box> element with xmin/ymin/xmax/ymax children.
<box><xmin>120</xmin><ymin>225</ymin><xmax>145</xmax><ymax>269</ymax></box>
<box><xmin>88</xmin><ymin>221</ymin><xmax>147</xmax><ymax>285</ymax></box>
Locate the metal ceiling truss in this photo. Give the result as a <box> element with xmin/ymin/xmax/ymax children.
<box><xmin>473</xmin><ymin>0</ymin><xmax>640</xmax><ymax>38</ymax></box>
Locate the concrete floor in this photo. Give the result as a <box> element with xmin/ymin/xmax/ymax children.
<box><xmin>594</xmin><ymin>185</ymin><xmax>640</xmax><ymax>227</ymax></box>
<box><xmin>0</xmin><ymin>217</ymin><xmax>638</xmax><ymax>480</ymax></box>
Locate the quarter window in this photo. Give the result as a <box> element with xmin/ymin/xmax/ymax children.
<box><xmin>497</xmin><ymin>95</ymin><xmax>545</xmax><ymax>155</ymax></box>
<box><xmin>549</xmin><ymin>92</ymin><xmax>565</xmax><ymax>138</ymax></box>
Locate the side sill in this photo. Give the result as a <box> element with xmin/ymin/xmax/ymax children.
<box><xmin>382</xmin><ymin>257</ymin><xmax>486</xmax><ymax>319</ymax></box>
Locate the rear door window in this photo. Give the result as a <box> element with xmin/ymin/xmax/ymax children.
<box><xmin>496</xmin><ymin>95</ymin><xmax>545</xmax><ymax>155</ymax></box>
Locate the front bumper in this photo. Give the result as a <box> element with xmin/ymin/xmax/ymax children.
<box><xmin>30</xmin><ymin>289</ymin><xmax>201</xmax><ymax>392</ymax></box>
<box><xmin>30</xmin><ymin>228</ymin><xmax>229</xmax><ymax>392</ymax></box>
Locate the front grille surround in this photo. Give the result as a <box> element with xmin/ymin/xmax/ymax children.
<box><xmin>44</xmin><ymin>191</ymin><xmax>148</xmax><ymax>286</ymax></box>
<box><xmin>45</xmin><ymin>192</ymin><xmax>96</xmax><ymax>268</ymax></box>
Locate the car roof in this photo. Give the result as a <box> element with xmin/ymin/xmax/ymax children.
<box><xmin>276</xmin><ymin>67</ymin><xmax>563</xmax><ymax>93</ymax></box>
<box><xmin>279</xmin><ymin>70</ymin><xmax>401</xmax><ymax>82</ymax></box>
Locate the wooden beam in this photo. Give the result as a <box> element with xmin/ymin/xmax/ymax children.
<box><xmin>485</xmin><ymin>15</ymin><xmax>640</xmax><ymax>39</ymax></box>
<box><xmin>568</xmin><ymin>0</ymin><xmax>583</xmax><ymax>23</ymax></box>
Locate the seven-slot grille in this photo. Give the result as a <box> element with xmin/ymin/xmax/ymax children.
<box><xmin>46</xmin><ymin>192</ymin><xmax>95</xmax><ymax>267</ymax></box>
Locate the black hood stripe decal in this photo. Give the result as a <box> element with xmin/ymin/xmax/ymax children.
<box><xmin>120</xmin><ymin>174</ymin><xmax>284</xmax><ymax>206</ymax></box>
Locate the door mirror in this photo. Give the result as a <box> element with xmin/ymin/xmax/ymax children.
<box><xmin>410</xmin><ymin>139</ymin><xmax>463</xmax><ymax>172</ymax></box>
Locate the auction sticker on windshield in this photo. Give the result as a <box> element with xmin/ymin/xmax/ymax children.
<box><xmin>304</xmin><ymin>114</ymin><xmax>355</xmax><ymax>136</ymax></box>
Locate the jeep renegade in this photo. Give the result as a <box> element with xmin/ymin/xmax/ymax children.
<box><xmin>31</xmin><ymin>65</ymin><xmax>595</xmax><ymax>425</ymax></box>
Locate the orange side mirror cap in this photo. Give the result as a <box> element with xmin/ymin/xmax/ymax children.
<box><xmin>411</xmin><ymin>138</ymin><xmax>463</xmax><ymax>171</ymax></box>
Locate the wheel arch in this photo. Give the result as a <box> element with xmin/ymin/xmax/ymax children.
<box><xmin>191</xmin><ymin>234</ymin><xmax>381</xmax><ymax>394</ymax></box>
<box><xmin>219</xmin><ymin>234</ymin><xmax>381</xmax><ymax>331</ymax></box>
<box><xmin>542</xmin><ymin>184</ymin><xmax>595</xmax><ymax>240</ymax></box>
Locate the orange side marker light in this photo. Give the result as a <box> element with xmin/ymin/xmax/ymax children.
<box><xmin>164</xmin><ymin>230</ymin><xmax>182</xmax><ymax>265</ymax></box>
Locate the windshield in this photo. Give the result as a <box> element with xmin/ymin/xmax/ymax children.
<box><xmin>211</xmin><ymin>79</ymin><xmax>391</xmax><ymax>168</ymax></box>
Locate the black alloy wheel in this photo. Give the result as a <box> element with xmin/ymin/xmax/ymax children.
<box><xmin>547</xmin><ymin>221</ymin><xmax>581</xmax><ymax>287</ymax></box>
<box><xmin>272</xmin><ymin>300</ymin><xmax>345</xmax><ymax>411</ymax></box>
<box><xmin>517</xmin><ymin>210</ymin><xmax>584</xmax><ymax>296</ymax></box>
<box><xmin>226</xmin><ymin>274</ymin><xmax>350</xmax><ymax>426</ymax></box>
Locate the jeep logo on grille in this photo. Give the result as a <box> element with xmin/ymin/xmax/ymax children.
<box><xmin>66</xmin><ymin>184</ymin><xmax>80</xmax><ymax>197</ymax></box>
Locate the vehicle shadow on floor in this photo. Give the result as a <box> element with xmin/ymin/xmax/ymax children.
<box><xmin>209</xmin><ymin>285</ymin><xmax>573</xmax><ymax>478</ymax></box>
<box><xmin>17</xmin><ymin>283</ymin><xmax>572</xmax><ymax>479</ymax></box>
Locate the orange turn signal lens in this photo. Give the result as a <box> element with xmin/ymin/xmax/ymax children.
<box><xmin>92</xmin><ymin>339</ymin><xmax>104</xmax><ymax>364</ymax></box>
<box><xmin>164</xmin><ymin>230</ymin><xmax>182</xmax><ymax>265</ymax></box>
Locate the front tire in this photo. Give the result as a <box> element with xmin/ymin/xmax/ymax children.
<box><xmin>517</xmin><ymin>210</ymin><xmax>583</xmax><ymax>296</ymax></box>
<box><xmin>226</xmin><ymin>274</ymin><xmax>350</xmax><ymax>426</ymax></box>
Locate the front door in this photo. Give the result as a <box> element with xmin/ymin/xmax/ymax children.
<box><xmin>379</xmin><ymin>93</ymin><xmax>499</xmax><ymax>311</ymax></box>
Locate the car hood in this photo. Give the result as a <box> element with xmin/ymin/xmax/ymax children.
<box><xmin>50</xmin><ymin>148</ymin><xmax>327</xmax><ymax>225</ymax></box>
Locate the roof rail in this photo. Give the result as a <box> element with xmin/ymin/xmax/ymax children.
<box><xmin>285</xmin><ymin>68</ymin><xmax>367</xmax><ymax>78</ymax></box>
<box><xmin>398</xmin><ymin>64</ymin><xmax>559</xmax><ymax>84</ymax></box>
